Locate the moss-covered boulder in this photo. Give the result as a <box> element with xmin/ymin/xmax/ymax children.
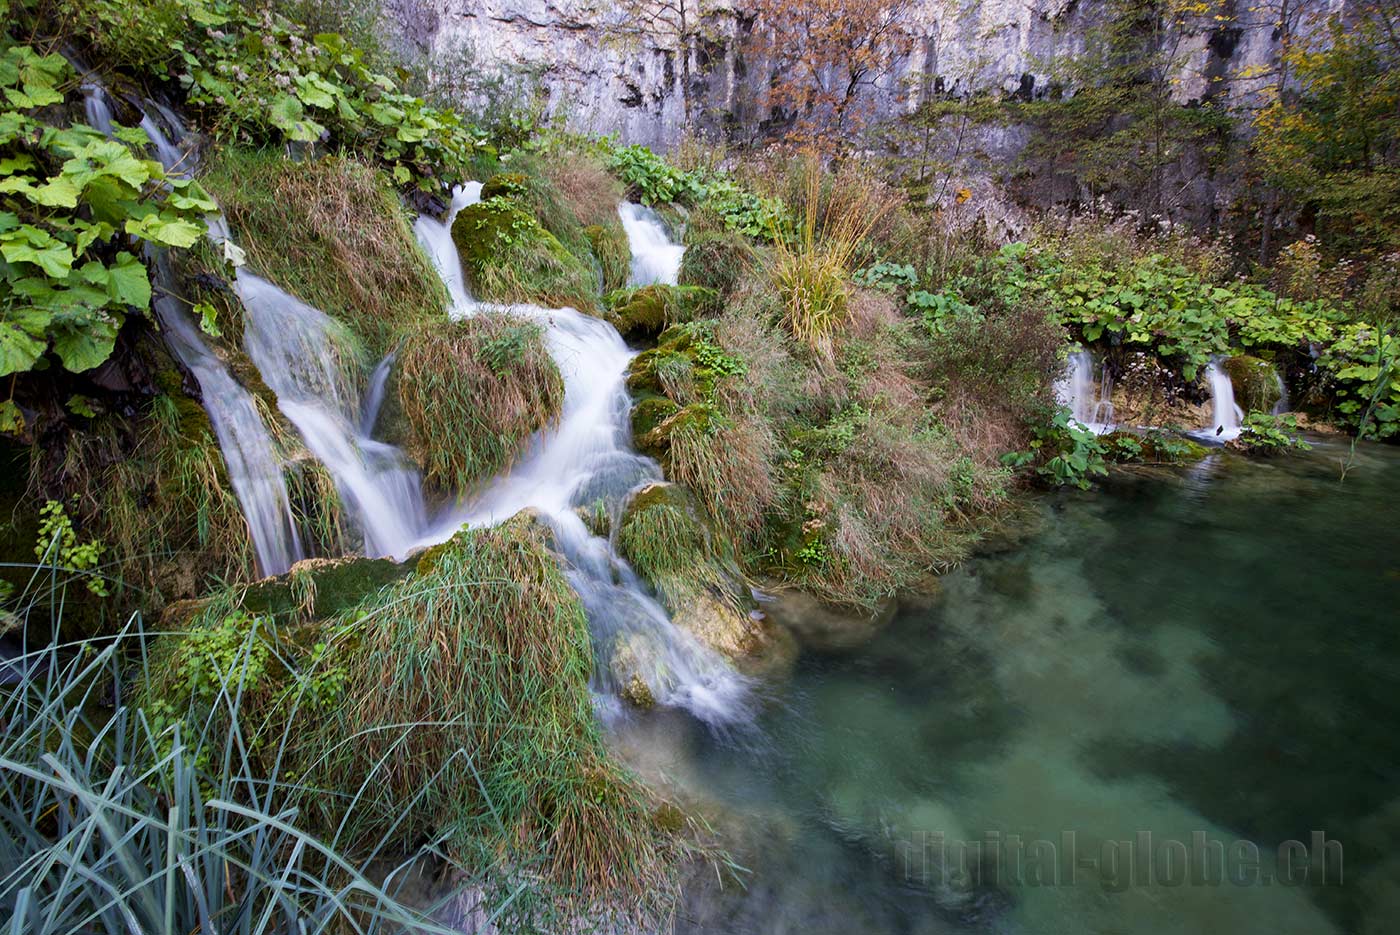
<box><xmin>240</xmin><ymin>555</ymin><xmax>416</xmax><ymax>620</ymax></box>
<box><xmin>397</xmin><ymin>316</ymin><xmax>564</xmax><ymax>491</ymax></box>
<box><xmin>604</xmin><ymin>284</ymin><xmax>721</xmax><ymax>340</ymax></box>
<box><xmin>678</xmin><ymin>231</ymin><xmax>756</xmax><ymax>298</ymax></box>
<box><xmin>1224</xmin><ymin>355</ymin><xmax>1285</xmax><ymax>414</ymax></box>
<box><xmin>617</xmin><ymin>483</ymin><xmax>792</xmax><ymax>674</ymax></box>
<box><xmin>450</xmin><ymin>197</ymin><xmax>599</xmax><ymax>310</ymax></box>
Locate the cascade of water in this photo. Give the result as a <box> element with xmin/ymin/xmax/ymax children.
<box><xmin>618</xmin><ymin>203</ymin><xmax>684</xmax><ymax>287</ymax></box>
<box><xmin>153</xmin><ymin>262</ymin><xmax>305</xmax><ymax>575</ymax></box>
<box><xmin>360</xmin><ymin>352</ymin><xmax>396</xmax><ymax>436</ymax></box>
<box><xmin>1202</xmin><ymin>357</ymin><xmax>1245</xmax><ymax>441</ymax></box>
<box><xmin>412</xmin><ymin>182</ymin><xmax>483</xmax><ymax>318</ymax></box>
<box><xmin>84</xmin><ymin>84</ymin><xmax>304</xmax><ymax>575</ymax></box>
<box><xmin>414</xmin><ymin>198</ymin><xmax>751</xmax><ymax>725</ymax></box>
<box><xmin>1055</xmin><ymin>350</ymin><xmax>1116</xmax><ymax>433</ymax></box>
<box><xmin>236</xmin><ymin>275</ymin><xmax>427</xmax><ymax>560</ymax></box>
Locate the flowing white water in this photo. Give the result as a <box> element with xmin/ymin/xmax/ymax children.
<box><xmin>83</xmin><ymin>84</ymin><xmax>305</xmax><ymax>575</ymax></box>
<box><xmin>235</xmin><ymin>275</ymin><xmax>427</xmax><ymax>560</ymax></box>
<box><xmin>1272</xmin><ymin>368</ymin><xmax>1291</xmax><ymax>415</ymax></box>
<box><xmin>1202</xmin><ymin>356</ymin><xmax>1244</xmax><ymax>441</ymax></box>
<box><xmin>413</xmin><ymin>182</ymin><xmax>483</xmax><ymax>318</ymax></box>
<box><xmin>412</xmin><ymin>194</ymin><xmax>750</xmax><ymax>724</ymax></box>
<box><xmin>1055</xmin><ymin>350</ymin><xmax>1116</xmax><ymax>433</ymax></box>
<box><xmin>618</xmin><ymin>202</ymin><xmax>684</xmax><ymax>287</ymax></box>
<box><xmin>153</xmin><ymin>261</ymin><xmax>305</xmax><ymax>575</ymax></box>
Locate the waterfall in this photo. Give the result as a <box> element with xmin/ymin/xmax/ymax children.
<box><xmin>360</xmin><ymin>352</ymin><xmax>395</xmax><ymax>436</ymax></box>
<box><xmin>1202</xmin><ymin>357</ymin><xmax>1244</xmax><ymax>441</ymax></box>
<box><xmin>618</xmin><ymin>203</ymin><xmax>684</xmax><ymax>287</ymax></box>
<box><xmin>1272</xmin><ymin>369</ymin><xmax>1291</xmax><ymax>415</ymax></box>
<box><xmin>1055</xmin><ymin>350</ymin><xmax>1116</xmax><ymax>433</ymax></box>
<box><xmin>414</xmin><ymin>196</ymin><xmax>751</xmax><ymax>725</ymax></box>
<box><xmin>153</xmin><ymin>261</ymin><xmax>305</xmax><ymax>575</ymax></box>
<box><xmin>84</xmin><ymin>83</ymin><xmax>304</xmax><ymax>575</ymax></box>
<box><xmin>235</xmin><ymin>275</ymin><xmax>427</xmax><ymax>560</ymax></box>
<box><xmin>412</xmin><ymin>182</ymin><xmax>483</xmax><ymax>319</ymax></box>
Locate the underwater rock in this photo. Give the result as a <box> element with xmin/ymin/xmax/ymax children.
<box><xmin>760</xmin><ymin>585</ymin><xmax>897</xmax><ymax>652</ymax></box>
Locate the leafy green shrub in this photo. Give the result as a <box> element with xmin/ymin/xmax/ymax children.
<box><xmin>853</xmin><ymin>261</ymin><xmax>917</xmax><ymax>292</ymax></box>
<box><xmin>607</xmin><ymin>144</ymin><xmax>703</xmax><ymax>205</ymax></box>
<box><xmin>1004</xmin><ymin>408</ymin><xmax>1111</xmax><ymax>490</ymax></box>
<box><xmin>0</xmin><ymin>43</ymin><xmax>214</xmax><ymax>396</ymax></box>
<box><xmin>1237</xmin><ymin>412</ymin><xmax>1313</xmax><ymax>453</ymax></box>
<box><xmin>32</xmin><ymin>500</ymin><xmax>108</xmax><ymax>597</ymax></box>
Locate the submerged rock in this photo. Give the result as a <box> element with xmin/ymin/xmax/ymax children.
<box><xmin>760</xmin><ymin>586</ymin><xmax>898</xmax><ymax>652</ymax></box>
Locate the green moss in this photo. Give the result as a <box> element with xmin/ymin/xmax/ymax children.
<box><xmin>240</xmin><ymin>556</ymin><xmax>415</xmax><ymax>619</ymax></box>
<box><xmin>480</xmin><ymin>172</ymin><xmax>531</xmax><ymax>201</ymax></box>
<box><xmin>397</xmin><ymin>317</ymin><xmax>565</xmax><ymax>491</ymax></box>
<box><xmin>605</xmin><ymin>285</ymin><xmax>721</xmax><ymax>339</ymax></box>
<box><xmin>630</xmin><ymin>396</ymin><xmax>680</xmax><ymax>450</ymax></box>
<box><xmin>451</xmin><ymin>198</ymin><xmax>600</xmax><ymax>310</ymax></box>
<box><xmin>1223</xmin><ymin>355</ymin><xmax>1284</xmax><ymax>414</ymax></box>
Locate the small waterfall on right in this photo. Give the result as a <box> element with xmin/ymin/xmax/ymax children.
<box><xmin>1055</xmin><ymin>350</ymin><xmax>1116</xmax><ymax>433</ymax></box>
<box><xmin>618</xmin><ymin>203</ymin><xmax>684</xmax><ymax>287</ymax></box>
<box><xmin>1201</xmin><ymin>356</ymin><xmax>1244</xmax><ymax>442</ymax></box>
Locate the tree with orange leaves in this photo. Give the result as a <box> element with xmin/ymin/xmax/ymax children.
<box><xmin>749</xmin><ymin>0</ymin><xmax>915</xmax><ymax>148</ymax></box>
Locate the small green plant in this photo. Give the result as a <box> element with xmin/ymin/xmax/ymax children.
<box><xmin>1238</xmin><ymin>412</ymin><xmax>1313</xmax><ymax>454</ymax></box>
<box><xmin>33</xmin><ymin>500</ymin><xmax>109</xmax><ymax>596</ymax></box>
<box><xmin>853</xmin><ymin>262</ymin><xmax>917</xmax><ymax>292</ymax></box>
<box><xmin>1005</xmin><ymin>408</ymin><xmax>1111</xmax><ymax>489</ymax></box>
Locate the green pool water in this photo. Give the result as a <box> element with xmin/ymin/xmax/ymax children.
<box><xmin>630</xmin><ymin>439</ymin><xmax>1400</xmax><ymax>935</ymax></box>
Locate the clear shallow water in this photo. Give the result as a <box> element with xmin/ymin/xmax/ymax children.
<box><xmin>622</xmin><ymin>440</ymin><xmax>1400</xmax><ymax>935</ymax></box>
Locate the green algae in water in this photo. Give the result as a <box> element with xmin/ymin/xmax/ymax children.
<box><xmin>628</xmin><ymin>438</ymin><xmax>1400</xmax><ymax>935</ymax></box>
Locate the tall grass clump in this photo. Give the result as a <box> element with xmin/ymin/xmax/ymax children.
<box><xmin>616</xmin><ymin>483</ymin><xmax>745</xmax><ymax>615</ymax></box>
<box><xmin>289</xmin><ymin>514</ymin><xmax>674</xmax><ymax>921</ymax></box>
<box><xmin>204</xmin><ymin>148</ymin><xmax>447</xmax><ymax>352</ymax></box>
<box><xmin>396</xmin><ymin>316</ymin><xmax>564</xmax><ymax>492</ymax></box>
<box><xmin>452</xmin><ymin>198</ymin><xmax>601</xmax><ymax>311</ymax></box>
<box><xmin>0</xmin><ymin>617</ymin><xmax>468</xmax><ymax>935</ymax></box>
<box><xmin>768</xmin><ymin>155</ymin><xmax>898</xmax><ymax>355</ymax></box>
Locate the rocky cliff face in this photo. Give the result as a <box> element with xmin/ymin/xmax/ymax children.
<box><xmin>392</xmin><ymin>0</ymin><xmax>1293</xmax><ymax>151</ymax></box>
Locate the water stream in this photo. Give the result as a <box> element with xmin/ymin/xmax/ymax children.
<box><xmin>1055</xmin><ymin>350</ymin><xmax>1116</xmax><ymax>433</ymax></box>
<box><xmin>84</xmin><ymin>84</ymin><xmax>305</xmax><ymax>575</ymax></box>
<box><xmin>618</xmin><ymin>202</ymin><xmax>685</xmax><ymax>287</ymax></box>
<box><xmin>1200</xmin><ymin>356</ymin><xmax>1245</xmax><ymax>442</ymax></box>
<box><xmin>408</xmin><ymin>193</ymin><xmax>750</xmax><ymax>724</ymax></box>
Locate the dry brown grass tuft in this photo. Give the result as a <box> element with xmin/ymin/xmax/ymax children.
<box><xmin>543</xmin><ymin>151</ymin><xmax>624</xmax><ymax>228</ymax></box>
<box><xmin>204</xmin><ymin>149</ymin><xmax>447</xmax><ymax>352</ymax></box>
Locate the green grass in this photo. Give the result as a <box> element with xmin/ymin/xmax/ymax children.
<box><xmin>451</xmin><ymin>197</ymin><xmax>601</xmax><ymax>311</ymax></box>
<box><xmin>396</xmin><ymin>316</ymin><xmax>565</xmax><ymax>493</ymax></box>
<box><xmin>202</xmin><ymin>147</ymin><xmax>448</xmax><ymax>353</ymax></box>
<box><xmin>0</xmin><ymin>613</ymin><xmax>470</xmax><ymax>935</ymax></box>
<box><xmin>616</xmin><ymin>483</ymin><xmax>742</xmax><ymax>613</ymax></box>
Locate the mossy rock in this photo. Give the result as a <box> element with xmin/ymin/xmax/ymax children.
<box><xmin>450</xmin><ymin>197</ymin><xmax>599</xmax><ymax>310</ymax></box>
<box><xmin>1223</xmin><ymin>355</ymin><xmax>1284</xmax><ymax>414</ymax></box>
<box><xmin>679</xmin><ymin>232</ymin><xmax>756</xmax><ymax>298</ymax></box>
<box><xmin>1101</xmin><ymin>430</ymin><xmax>1211</xmax><ymax>463</ymax></box>
<box><xmin>605</xmin><ymin>285</ymin><xmax>721</xmax><ymax>340</ymax></box>
<box><xmin>241</xmin><ymin>555</ymin><xmax>415</xmax><ymax>620</ymax></box>
<box><xmin>480</xmin><ymin>172</ymin><xmax>531</xmax><ymax>201</ymax></box>
<box><xmin>630</xmin><ymin>396</ymin><xmax>680</xmax><ymax>452</ymax></box>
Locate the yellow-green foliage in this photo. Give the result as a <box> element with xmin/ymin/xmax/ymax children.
<box><xmin>203</xmin><ymin>148</ymin><xmax>447</xmax><ymax>352</ymax></box>
<box><xmin>397</xmin><ymin>316</ymin><xmax>565</xmax><ymax>492</ymax></box>
<box><xmin>451</xmin><ymin>197</ymin><xmax>600</xmax><ymax>310</ymax></box>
